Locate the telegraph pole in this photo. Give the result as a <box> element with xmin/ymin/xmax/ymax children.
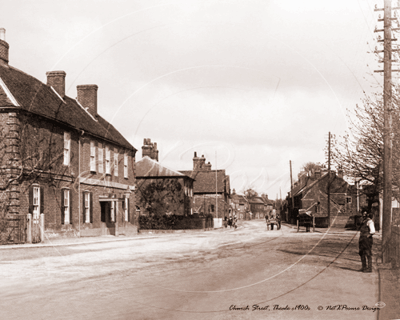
<box><xmin>290</xmin><ymin>160</ymin><xmax>294</xmax><ymax>218</ymax></box>
<box><xmin>327</xmin><ymin>132</ymin><xmax>331</xmax><ymax>228</ymax></box>
<box><xmin>374</xmin><ymin>0</ymin><xmax>400</xmax><ymax>262</ymax></box>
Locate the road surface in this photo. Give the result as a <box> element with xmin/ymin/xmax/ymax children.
<box><xmin>0</xmin><ymin>221</ymin><xmax>380</xmax><ymax>320</ymax></box>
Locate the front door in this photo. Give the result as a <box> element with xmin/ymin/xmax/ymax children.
<box><xmin>100</xmin><ymin>202</ymin><xmax>115</xmax><ymax>235</ymax></box>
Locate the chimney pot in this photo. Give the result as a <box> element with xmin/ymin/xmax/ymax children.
<box><xmin>0</xmin><ymin>28</ymin><xmax>5</xmax><ymax>41</ymax></box>
<box><xmin>0</xmin><ymin>28</ymin><xmax>9</xmax><ymax>66</ymax></box>
<box><xmin>46</xmin><ymin>71</ymin><xmax>66</xmax><ymax>97</ymax></box>
<box><xmin>77</xmin><ymin>85</ymin><xmax>98</xmax><ymax>116</ymax></box>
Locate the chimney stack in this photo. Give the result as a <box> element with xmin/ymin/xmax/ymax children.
<box><xmin>193</xmin><ymin>152</ymin><xmax>202</xmax><ymax>170</ymax></box>
<box><xmin>142</xmin><ymin>138</ymin><xmax>158</xmax><ymax>161</ymax></box>
<box><xmin>77</xmin><ymin>85</ymin><xmax>98</xmax><ymax>116</ymax></box>
<box><xmin>0</xmin><ymin>28</ymin><xmax>9</xmax><ymax>66</ymax></box>
<box><xmin>204</xmin><ymin>161</ymin><xmax>212</xmax><ymax>170</ymax></box>
<box><xmin>46</xmin><ymin>71</ymin><xmax>66</xmax><ymax>97</ymax></box>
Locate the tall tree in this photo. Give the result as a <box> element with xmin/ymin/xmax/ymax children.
<box><xmin>243</xmin><ymin>188</ymin><xmax>258</xmax><ymax>199</ymax></box>
<box><xmin>331</xmin><ymin>91</ymin><xmax>400</xmax><ymax>203</ymax></box>
<box><xmin>301</xmin><ymin>162</ymin><xmax>322</xmax><ymax>177</ymax></box>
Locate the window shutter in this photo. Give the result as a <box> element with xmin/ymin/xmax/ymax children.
<box><xmin>127</xmin><ymin>197</ymin><xmax>130</xmax><ymax>222</ymax></box>
<box><xmin>69</xmin><ymin>190</ymin><xmax>72</xmax><ymax>224</ymax></box>
<box><xmin>29</xmin><ymin>185</ymin><xmax>34</xmax><ymax>214</ymax></box>
<box><xmin>114</xmin><ymin>149</ymin><xmax>119</xmax><ymax>177</ymax></box>
<box><xmin>40</xmin><ymin>186</ymin><xmax>44</xmax><ymax>214</ymax></box>
<box><xmin>90</xmin><ymin>141</ymin><xmax>96</xmax><ymax>172</ymax></box>
<box><xmin>124</xmin><ymin>153</ymin><xmax>128</xmax><ymax>178</ymax></box>
<box><xmin>82</xmin><ymin>192</ymin><xmax>86</xmax><ymax>223</ymax></box>
<box><xmin>61</xmin><ymin>189</ymin><xmax>65</xmax><ymax>224</ymax></box>
<box><xmin>98</xmin><ymin>145</ymin><xmax>104</xmax><ymax>173</ymax></box>
<box><xmin>90</xmin><ymin>192</ymin><xmax>93</xmax><ymax>223</ymax></box>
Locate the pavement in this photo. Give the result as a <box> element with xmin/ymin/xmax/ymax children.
<box><xmin>1</xmin><ymin>220</ymin><xmax>400</xmax><ymax>319</ymax></box>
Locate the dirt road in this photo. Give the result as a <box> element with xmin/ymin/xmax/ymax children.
<box><xmin>0</xmin><ymin>221</ymin><xmax>380</xmax><ymax>319</ymax></box>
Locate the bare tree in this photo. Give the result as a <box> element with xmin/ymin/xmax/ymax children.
<box><xmin>331</xmin><ymin>91</ymin><xmax>400</xmax><ymax>203</ymax></box>
<box><xmin>301</xmin><ymin>162</ymin><xmax>322</xmax><ymax>177</ymax></box>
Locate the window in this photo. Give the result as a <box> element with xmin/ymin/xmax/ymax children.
<box><xmin>124</xmin><ymin>197</ymin><xmax>129</xmax><ymax>222</ymax></box>
<box><xmin>114</xmin><ymin>149</ymin><xmax>119</xmax><ymax>177</ymax></box>
<box><xmin>346</xmin><ymin>196</ymin><xmax>352</xmax><ymax>204</ymax></box>
<box><xmin>90</xmin><ymin>141</ymin><xmax>96</xmax><ymax>172</ymax></box>
<box><xmin>33</xmin><ymin>186</ymin><xmax>40</xmax><ymax>224</ymax></box>
<box><xmin>105</xmin><ymin>147</ymin><xmax>111</xmax><ymax>175</ymax></box>
<box><xmin>98</xmin><ymin>144</ymin><xmax>104</xmax><ymax>173</ymax></box>
<box><xmin>84</xmin><ymin>192</ymin><xmax>91</xmax><ymax>223</ymax></box>
<box><xmin>61</xmin><ymin>189</ymin><xmax>71</xmax><ymax>224</ymax></box>
<box><xmin>211</xmin><ymin>204</ymin><xmax>215</xmax><ymax>212</ymax></box>
<box><xmin>124</xmin><ymin>153</ymin><xmax>128</xmax><ymax>179</ymax></box>
<box><xmin>64</xmin><ymin>132</ymin><xmax>71</xmax><ymax>166</ymax></box>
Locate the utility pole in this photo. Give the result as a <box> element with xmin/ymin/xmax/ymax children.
<box><xmin>215</xmin><ymin>151</ymin><xmax>218</xmax><ymax>219</ymax></box>
<box><xmin>327</xmin><ymin>132</ymin><xmax>331</xmax><ymax>228</ymax></box>
<box><xmin>374</xmin><ymin>0</ymin><xmax>400</xmax><ymax>262</ymax></box>
<box><xmin>290</xmin><ymin>160</ymin><xmax>294</xmax><ymax>222</ymax></box>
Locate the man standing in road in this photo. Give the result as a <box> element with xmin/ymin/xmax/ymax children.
<box><xmin>359</xmin><ymin>210</ymin><xmax>375</xmax><ymax>273</ymax></box>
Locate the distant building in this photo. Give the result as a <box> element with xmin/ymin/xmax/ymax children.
<box><xmin>229</xmin><ymin>189</ymin><xmax>250</xmax><ymax>220</ymax></box>
<box><xmin>248</xmin><ymin>196</ymin><xmax>266</xmax><ymax>219</ymax></box>
<box><xmin>136</xmin><ymin>139</ymin><xmax>194</xmax><ymax>216</ymax></box>
<box><xmin>287</xmin><ymin>168</ymin><xmax>354</xmax><ymax>227</ymax></box>
<box><xmin>180</xmin><ymin>152</ymin><xmax>230</xmax><ymax>218</ymax></box>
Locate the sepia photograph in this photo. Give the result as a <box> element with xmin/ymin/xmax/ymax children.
<box><xmin>0</xmin><ymin>0</ymin><xmax>399</xmax><ymax>319</ymax></box>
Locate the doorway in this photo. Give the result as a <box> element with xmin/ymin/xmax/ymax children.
<box><xmin>100</xmin><ymin>201</ymin><xmax>115</xmax><ymax>235</ymax></box>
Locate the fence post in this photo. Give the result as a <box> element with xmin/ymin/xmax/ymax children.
<box><xmin>26</xmin><ymin>214</ymin><xmax>32</xmax><ymax>244</ymax></box>
<box><xmin>297</xmin><ymin>219</ymin><xmax>299</xmax><ymax>232</ymax></box>
<box><xmin>39</xmin><ymin>213</ymin><xmax>45</xmax><ymax>242</ymax></box>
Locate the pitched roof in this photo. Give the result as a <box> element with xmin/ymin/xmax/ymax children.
<box><xmin>136</xmin><ymin>157</ymin><xmax>193</xmax><ymax>179</ymax></box>
<box><xmin>294</xmin><ymin>172</ymin><xmax>348</xmax><ymax>197</ymax></box>
<box><xmin>0</xmin><ymin>64</ymin><xmax>135</xmax><ymax>151</ymax></box>
<box><xmin>180</xmin><ymin>169</ymin><xmax>227</xmax><ymax>193</ymax></box>
<box><xmin>248</xmin><ymin>197</ymin><xmax>265</xmax><ymax>204</ymax></box>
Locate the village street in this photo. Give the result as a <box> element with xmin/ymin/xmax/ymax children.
<box><xmin>0</xmin><ymin>221</ymin><xmax>382</xmax><ymax>320</ymax></box>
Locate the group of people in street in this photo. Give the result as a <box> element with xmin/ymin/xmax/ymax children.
<box><xmin>265</xmin><ymin>208</ymin><xmax>281</xmax><ymax>230</ymax></box>
<box><xmin>224</xmin><ymin>215</ymin><xmax>237</xmax><ymax>229</ymax></box>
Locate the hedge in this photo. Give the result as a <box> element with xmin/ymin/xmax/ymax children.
<box><xmin>139</xmin><ymin>213</ymin><xmax>214</xmax><ymax>230</ymax></box>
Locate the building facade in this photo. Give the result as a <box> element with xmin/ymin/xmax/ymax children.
<box><xmin>136</xmin><ymin>139</ymin><xmax>194</xmax><ymax>216</ymax></box>
<box><xmin>180</xmin><ymin>152</ymin><xmax>230</xmax><ymax>218</ymax></box>
<box><xmin>0</xmin><ymin>31</ymin><xmax>137</xmax><ymax>243</ymax></box>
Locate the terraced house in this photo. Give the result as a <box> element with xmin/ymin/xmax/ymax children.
<box><xmin>0</xmin><ymin>29</ymin><xmax>137</xmax><ymax>244</ymax></box>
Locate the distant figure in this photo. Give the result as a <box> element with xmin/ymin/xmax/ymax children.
<box><xmin>233</xmin><ymin>215</ymin><xmax>238</xmax><ymax>229</ymax></box>
<box><xmin>224</xmin><ymin>216</ymin><xmax>228</xmax><ymax>228</ymax></box>
<box><xmin>228</xmin><ymin>216</ymin><xmax>233</xmax><ymax>228</ymax></box>
<box><xmin>271</xmin><ymin>208</ymin><xmax>276</xmax><ymax>219</ymax></box>
<box><xmin>359</xmin><ymin>211</ymin><xmax>375</xmax><ymax>273</ymax></box>
<box><xmin>276</xmin><ymin>212</ymin><xmax>281</xmax><ymax>230</ymax></box>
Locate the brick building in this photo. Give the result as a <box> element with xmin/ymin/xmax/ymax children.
<box><xmin>287</xmin><ymin>169</ymin><xmax>354</xmax><ymax>227</ymax></box>
<box><xmin>136</xmin><ymin>139</ymin><xmax>194</xmax><ymax>216</ymax></box>
<box><xmin>0</xmin><ymin>30</ymin><xmax>137</xmax><ymax>243</ymax></box>
<box><xmin>229</xmin><ymin>189</ymin><xmax>250</xmax><ymax>220</ymax></box>
<box><xmin>248</xmin><ymin>196</ymin><xmax>267</xmax><ymax>219</ymax></box>
<box><xmin>180</xmin><ymin>152</ymin><xmax>230</xmax><ymax>218</ymax></box>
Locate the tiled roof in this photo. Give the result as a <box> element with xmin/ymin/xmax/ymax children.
<box><xmin>180</xmin><ymin>169</ymin><xmax>227</xmax><ymax>193</ymax></box>
<box><xmin>136</xmin><ymin>157</ymin><xmax>193</xmax><ymax>179</ymax></box>
<box><xmin>0</xmin><ymin>64</ymin><xmax>135</xmax><ymax>151</ymax></box>
<box><xmin>248</xmin><ymin>197</ymin><xmax>265</xmax><ymax>204</ymax></box>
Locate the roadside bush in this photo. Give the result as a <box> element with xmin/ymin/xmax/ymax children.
<box><xmin>139</xmin><ymin>214</ymin><xmax>205</xmax><ymax>230</ymax></box>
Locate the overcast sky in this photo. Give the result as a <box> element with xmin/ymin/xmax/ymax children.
<box><xmin>1</xmin><ymin>0</ymin><xmax>384</xmax><ymax>199</ymax></box>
